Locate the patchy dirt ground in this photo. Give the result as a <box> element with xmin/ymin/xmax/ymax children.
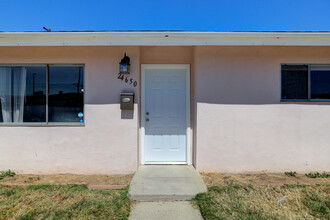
<box><xmin>193</xmin><ymin>182</ymin><xmax>330</xmax><ymax>220</ymax></box>
<box><xmin>0</xmin><ymin>174</ymin><xmax>133</xmax><ymax>186</ymax></box>
<box><xmin>0</xmin><ymin>185</ymin><xmax>131</xmax><ymax>220</ymax></box>
<box><xmin>1</xmin><ymin>172</ymin><xmax>328</xmax><ymax>188</ymax></box>
<box><xmin>201</xmin><ymin>172</ymin><xmax>330</xmax><ymax>187</ymax></box>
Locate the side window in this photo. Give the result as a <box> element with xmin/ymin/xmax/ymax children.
<box><xmin>281</xmin><ymin>65</ymin><xmax>308</xmax><ymax>100</ymax></box>
<box><xmin>281</xmin><ymin>64</ymin><xmax>330</xmax><ymax>101</ymax></box>
<box><xmin>310</xmin><ymin>65</ymin><xmax>330</xmax><ymax>100</ymax></box>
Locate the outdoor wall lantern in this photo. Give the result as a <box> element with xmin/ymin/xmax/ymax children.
<box><xmin>119</xmin><ymin>53</ymin><xmax>130</xmax><ymax>74</ymax></box>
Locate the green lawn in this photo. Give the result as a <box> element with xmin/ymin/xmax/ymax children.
<box><xmin>0</xmin><ymin>184</ymin><xmax>130</xmax><ymax>220</ymax></box>
<box><xmin>193</xmin><ymin>183</ymin><xmax>330</xmax><ymax>220</ymax></box>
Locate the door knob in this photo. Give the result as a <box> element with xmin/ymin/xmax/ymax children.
<box><xmin>146</xmin><ymin>112</ymin><xmax>149</xmax><ymax>115</ymax></box>
<box><xmin>146</xmin><ymin>118</ymin><xmax>150</xmax><ymax>122</ymax></box>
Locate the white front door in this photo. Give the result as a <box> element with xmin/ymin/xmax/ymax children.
<box><xmin>142</xmin><ymin>65</ymin><xmax>190</xmax><ymax>164</ymax></box>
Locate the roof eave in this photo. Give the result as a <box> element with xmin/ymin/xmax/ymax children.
<box><xmin>0</xmin><ymin>31</ymin><xmax>330</xmax><ymax>46</ymax></box>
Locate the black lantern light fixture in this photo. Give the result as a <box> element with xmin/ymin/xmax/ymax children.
<box><xmin>119</xmin><ymin>53</ymin><xmax>130</xmax><ymax>74</ymax></box>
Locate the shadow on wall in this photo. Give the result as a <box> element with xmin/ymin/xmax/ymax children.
<box><xmin>195</xmin><ymin>45</ymin><xmax>330</xmax><ymax>105</ymax></box>
<box><xmin>85</xmin><ymin>66</ymin><xmax>138</xmax><ymax>119</ymax></box>
<box><xmin>195</xmin><ymin>72</ymin><xmax>330</xmax><ymax>106</ymax></box>
<box><xmin>121</xmin><ymin>110</ymin><xmax>134</xmax><ymax>119</ymax></box>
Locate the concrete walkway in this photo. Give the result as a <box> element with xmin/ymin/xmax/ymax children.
<box><xmin>128</xmin><ymin>165</ymin><xmax>207</xmax><ymax>219</ymax></box>
<box><xmin>129</xmin><ymin>165</ymin><xmax>207</xmax><ymax>201</ymax></box>
<box><xmin>129</xmin><ymin>201</ymin><xmax>203</xmax><ymax>220</ymax></box>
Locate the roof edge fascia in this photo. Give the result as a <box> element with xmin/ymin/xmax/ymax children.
<box><xmin>0</xmin><ymin>31</ymin><xmax>330</xmax><ymax>46</ymax></box>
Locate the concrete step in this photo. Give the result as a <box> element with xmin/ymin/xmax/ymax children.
<box><xmin>128</xmin><ymin>165</ymin><xmax>207</xmax><ymax>202</ymax></box>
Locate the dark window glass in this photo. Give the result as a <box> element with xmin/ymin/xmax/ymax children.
<box><xmin>48</xmin><ymin>66</ymin><xmax>84</xmax><ymax>123</ymax></box>
<box><xmin>281</xmin><ymin>65</ymin><xmax>308</xmax><ymax>100</ymax></box>
<box><xmin>23</xmin><ymin>66</ymin><xmax>46</xmax><ymax>122</ymax></box>
<box><xmin>311</xmin><ymin>70</ymin><xmax>330</xmax><ymax>99</ymax></box>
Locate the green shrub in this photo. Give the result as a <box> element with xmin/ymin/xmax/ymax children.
<box><xmin>0</xmin><ymin>169</ymin><xmax>16</xmax><ymax>180</ymax></box>
<box><xmin>285</xmin><ymin>171</ymin><xmax>297</xmax><ymax>177</ymax></box>
<box><xmin>305</xmin><ymin>172</ymin><xmax>330</xmax><ymax>178</ymax></box>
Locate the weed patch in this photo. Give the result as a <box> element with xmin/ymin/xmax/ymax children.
<box><xmin>193</xmin><ymin>183</ymin><xmax>330</xmax><ymax>220</ymax></box>
<box><xmin>305</xmin><ymin>172</ymin><xmax>330</xmax><ymax>178</ymax></box>
<box><xmin>303</xmin><ymin>189</ymin><xmax>330</xmax><ymax>218</ymax></box>
<box><xmin>285</xmin><ymin>171</ymin><xmax>297</xmax><ymax>177</ymax></box>
<box><xmin>0</xmin><ymin>184</ymin><xmax>131</xmax><ymax>220</ymax></box>
<box><xmin>0</xmin><ymin>170</ymin><xmax>15</xmax><ymax>180</ymax></box>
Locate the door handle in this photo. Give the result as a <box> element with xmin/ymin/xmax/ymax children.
<box><xmin>146</xmin><ymin>118</ymin><xmax>150</xmax><ymax>122</ymax></box>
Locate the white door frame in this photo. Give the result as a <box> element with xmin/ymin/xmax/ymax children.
<box><xmin>141</xmin><ymin>64</ymin><xmax>191</xmax><ymax>165</ymax></box>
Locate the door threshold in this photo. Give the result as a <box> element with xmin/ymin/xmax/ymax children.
<box><xmin>144</xmin><ymin>161</ymin><xmax>188</xmax><ymax>165</ymax></box>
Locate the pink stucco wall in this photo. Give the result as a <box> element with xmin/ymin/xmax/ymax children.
<box><xmin>195</xmin><ymin>46</ymin><xmax>330</xmax><ymax>173</ymax></box>
<box><xmin>0</xmin><ymin>46</ymin><xmax>140</xmax><ymax>174</ymax></box>
<box><xmin>0</xmin><ymin>45</ymin><xmax>329</xmax><ymax>174</ymax></box>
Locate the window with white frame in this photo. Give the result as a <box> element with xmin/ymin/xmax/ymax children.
<box><xmin>0</xmin><ymin>64</ymin><xmax>84</xmax><ymax>124</ymax></box>
<box><xmin>281</xmin><ymin>64</ymin><xmax>330</xmax><ymax>101</ymax></box>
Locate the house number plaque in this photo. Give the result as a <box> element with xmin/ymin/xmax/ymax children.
<box><xmin>117</xmin><ymin>73</ymin><xmax>137</xmax><ymax>87</ymax></box>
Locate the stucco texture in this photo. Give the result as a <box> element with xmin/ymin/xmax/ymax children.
<box><xmin>195</xmin><ymin>46</ymin><xmax>330</xmax><ymax>173</ymax></box>
<box><xmin>1</xmin><ymin>45</ymin><xmax>330</xmax><ymax>174</ymax></box>
<box><xmin>0</xmin><ymin>46</ymin><xmax>139</xmax><ymax>174</ymax></box>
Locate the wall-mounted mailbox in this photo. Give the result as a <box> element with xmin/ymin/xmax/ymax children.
<box><xmin>120</xmin><ymin>92</ymin><xmax>134</xmax><ymax>110</ymax></box>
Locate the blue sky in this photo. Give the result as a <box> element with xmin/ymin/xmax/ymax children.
<box><xmin>0</xmin><ymin>0</ymin><xmax>330</xmax><ymax>31</ymax></box>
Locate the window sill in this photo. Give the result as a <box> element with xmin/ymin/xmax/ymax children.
<box><xmin>280</xmin><ymin>99</ymin><xmax>330</xmax><ymax>103</ymax></box>
<box><xmin>0</xmin><ymin>123</ymin><xmax>85</xmax><ymax>127</ymax></box>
